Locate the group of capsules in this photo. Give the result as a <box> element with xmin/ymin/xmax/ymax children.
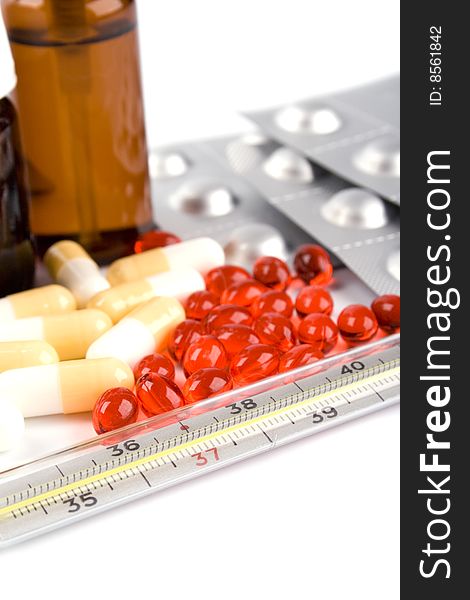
<box><xmin>93</xmin><ymin>236</ymin><xmax>400</xmax><ymax>435</ymax></box>
<box><xmin>0</xmin><ymin>231</ymin><xmax>400</xmax><ymax>451</ymax></box>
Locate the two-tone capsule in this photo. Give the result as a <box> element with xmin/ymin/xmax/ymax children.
<box><xmin>87</xmin><ymin>297</ymin><xmax>185</xmax><ymax>368</ymax></box>
<box><xmin>0</xmin><ymin>309</ymin><xmax>112</xmax><ymax>360</ymax></box>
<box><xmin>44</xmin><ymin>240</ymin><xmax>110</xmax><ymax>308</ymax></box>
<box><xmin>0</xmin><ymin>285</ymin><xmax>76</xmax><ymax>322</ymax></box>
<box><xmin>0</xmin><ymin>358</ymin><xmax>134</xmax><ymax>417</ymax></box>
<box><xmin>106</xmin><ymin>237</ymin><xmax>225</xmax><ymax>285</ymax></box>
<box><xmin>0</xmin><ymin>340</ymin><xmax>59</xmax><ymax>373</ymax></box>
<box><xmin>88</xmin><ymin>267</ymin><xmax>204</xmax><ymax>323</ymax></box>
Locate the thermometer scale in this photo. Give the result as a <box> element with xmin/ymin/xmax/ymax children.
<box><xmin>0</xmin><ymin>335</ymin><xmax>400</xmax><ymax>547</ymax></box>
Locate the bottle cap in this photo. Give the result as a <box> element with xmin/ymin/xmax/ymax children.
<box><xmin>0</xmin><ymin>11</ymin><xmax>16</xmax><ymax>99</ymax></box>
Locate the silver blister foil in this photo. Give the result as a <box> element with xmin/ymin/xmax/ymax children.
<box><xmin>149</xmin><ymin>139</ymin><xmax>317</xmax><ymax>271</ymax></box>
<box><xmin>201</xmin><ymin>135</ymin><xmax>400</xmax><ymax>296</ymax></box>
<box><xmin>243</xmin><ymin>76</ymin><xmax>400</xmax><ymax>205</ymax></box>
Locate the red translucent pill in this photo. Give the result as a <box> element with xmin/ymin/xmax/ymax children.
<box><xmin>371</xmin><ymin>295</ymin><xmax>400</xmax><ymax>333</ymax></box>
<box><xmin>230</xmin><ymin>344</ymin><xmax>281</xmax><ymax>385</ymax></box>
<box><xmin>220</xmin><ymin>279</ymin><xmax>267</xmax><ymax>307</ymax></box>
<box><xmin>216</xmin><ymin>324</ymin><xmax>261</xmax><ymax>357</ymax></box>
<box><xmin>135</xmin><ymin>373</ymin><xmax>185</xmax><ymax>417</ymax></box>
<box><xmin>92</xmin><ymin>387</ymin><xmax>140</xmax><ymax>434</ymax></box>
<box><xmin>338</xmin><ymin>304</ymin><xmax>378</xmax><ymax>343</ymax></box>
<box><xmin>183</xmin><ymin>335</ymin><xmax>228</xmax><ymax>376</ymax></box>
<box><xmin>294</xmin><ymin>244</ymin><xmax>333</xmax><ymax>285</ymax></box>
<box><xmin>183</xmin><ymin>368</ymin><xmax>232</xmax><ymax>404</ymax></box>
<box><xmin>279</xmin><ymin>344</ymin><xmax>324</xmax><ymax>373</ymax></box>
<box><xmin>254</xmin><ymin>312</ymin><xmax>297</xmax><ymax>352</ymax></box>
<box><xmin>295</xmin><ymin>285</ymin><xmax>333</xmax><ymax>317</ymax></box>
<box><xmin>134</xmin><ymin>352</ymin><xmax>175</xmax><ymax>380</ymax></box>
<box><xmin>253</xmin><ymin>256</ymin><xmax>291</xmax><ymax>291</ymax></box>
<box><xmin>134</xmin><ymin>230</ymin><xmax>181</xmax><ymax>253</ymax></box>
<box><xmin>185</xmin><ymin>290</ymin><xmax>219</xmax><ymax>320</ymax></box>
<box><xmin>203</xmin><ymin>304</ymin><xmax>253</xmax><ymax>334</ymax></box>
<box><xmin>205</xmin><ymin>265</ymin><xmax>251</xmax><ymax>298</ymax></box>
<box><xmin>298</xmin><ymin>313</ymin><xmax>338</xmax><ymax>353</ymax></box>
<box><xmin>169</xmin><ymin>319</ymin><xmax>203</xmax><ymax>361</ymax></box>
<box><xmin>251</xmin><ymin>290</ymin><xmax>293</xmax><ymax>318</ymax></box>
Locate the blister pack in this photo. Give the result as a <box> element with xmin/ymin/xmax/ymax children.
<box><xmin>149</xmin><ymin>139</ymin><xmax>323</xmax><ymax>269</ymax></box>
<box><xmin>243</xmin><ymin>76</ymin><xmax>400</xmax><ymax>205</ymax></box>
<box><xmin>199</xmin><ymin>135</ymin><xmax>400</xmax><ymax>296</ymax></box>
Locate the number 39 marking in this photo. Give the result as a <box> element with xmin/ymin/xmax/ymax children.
<box><xmin>311</xmin><ymin>406</ymin><xmax>338</xmax><ymax>423</ymax></box>
<box><xmin>191</xmin><ymin>447</ymin><xmax>220</xmax><ymax>466</ymax></box>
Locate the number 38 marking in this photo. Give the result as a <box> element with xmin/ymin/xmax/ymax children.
<box><xmin>225</xmin><ymin>399</ymin><xmax>257</xmax><ymax>414</ymax></box>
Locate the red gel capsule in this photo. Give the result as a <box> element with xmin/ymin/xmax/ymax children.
<box><xmin>294</xmin><ymin>244</ymin><xmax>333</xmax><ymax>285</ymax></box>
<box><xmin>216</xmin><ymin>324</ymin><xmax>261</xmax><ymax>357</ymax></box>
<box><xmin>185</xmin><ymin>290</ymin><xmax>219</xmax><ymax>320</ymax></box>
<box><xmin>205</xmin><ymin>265</ymin><xmax>251</xmax><ymax>298</ymax></box>
<box><xmin>168</xmin><ymin>319</ymin><xmax>203</xmax><ymax>361</ymax></box>
<box><xmin>92</xmin><ymin>387</ymin><xmax>140</xmax><ymax>434</ymax></box>
<box><xmin>134</xmin><ymin>353</ymin><xmax>175</xmax><ymax>381</ymax></box>
<box><xmin>295</xmin><ymin>285</ymin><xmax>333</xmax><ymax>317</ymax></box>
<box><xmin>254</xmin><ymin>312</ymin><xmax>297</xmax><ymax>352</ymax></box>
<box><xmin>253</xmin><ymin>256</ymin><xmax>291</xmax><ymax>291</ymax></box>
<box><xmin>183</xmin><ymin>368</ymin><xmax>232</xmax><ymax>404</ymax></box>
<box><xmin>135</xmin><ymin>373</ymin><xmax>185</xmax><ymax>417</ymax></box>
<box><xmin>371</xmin><ymin>295</ymin><xmax>400</xmax><ymax>333</ymax></box>
<box><xmin>220</xmin><ymin>279</ymin><xmax>267</xmax><ymax>307</ymax></box>
<box><xmin>251</xmin><ymin>290</ymin><xmax>293</xmax><ymax>318</ymax></box>
<box><xmin>337</xmin><ymin>304</ymin><xmax>378</xmax><ymax>343</ymax></box>
<box><xmin>183</xmin><ymin>335</ymin><xmax>228</xmax><ymax>376</ymax></box>
<box><xmin>134</xmin><ymin>230</ymin><xmax>181</xmax><ymax>253</ymax></box>
<box><xmin>279</xmin><ymin>344</ymin><xmax>324</xmax><ymax>373</ymax></box>
<box><xmin>298</xmin><ymin>313</ymin><xmax>338</xmax><ymax>353</ymax></box>
<box><xmin>230</xmin><ymin>344</ymin><xmax>281</xmax><ymax>386</ymax></box>
<box><xmin>203</xmin><ymin>304</ymin><xmax>253</xmax><ymax>334</ymax></box>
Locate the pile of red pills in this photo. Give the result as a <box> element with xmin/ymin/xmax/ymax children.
<box><xmin>93</xmin><ymin>241</ymin><xmax>400</xmax><ymax>434</ymax></box>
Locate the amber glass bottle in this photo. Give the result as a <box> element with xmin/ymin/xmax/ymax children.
<box><xmin>1</xmin><ymin>0</ymin><xmax>153</xmax><ymax>263</ymax></box>
<box><xmin>0</xmin><ymin>14</ymin><xmax>35</xmax><ymax>295</ymax></box>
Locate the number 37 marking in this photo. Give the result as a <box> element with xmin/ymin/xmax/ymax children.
<box><xmin>191</xmin><ymin>447</ymin><xmax>220</xmax><ymax>466</ymax></box>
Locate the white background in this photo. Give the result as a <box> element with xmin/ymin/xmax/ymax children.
<box><xmin>1</xmin><ymin>1</ymin><xmax>400</xmax><ymax>598</ymax></box>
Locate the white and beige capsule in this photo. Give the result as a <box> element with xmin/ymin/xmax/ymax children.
<box><xmin>87</xmin><ymin>297</ymin><xmax>185</xmax><ymax>368</ymax></box>
<box><xmin>0</xmin><ymin>340</ymin><xmax>59</xmax><ymax>373</ymax></box>
<box><xmin>0</xmin><ymin>358</ymin><xmax>134</xmax><ymax>418</ymax></box>
<box><xmin>0</xmin><ymin>284</ymin><xmax>76</xmax><ymax>322</ymax></box>
<box><xmin>106</xmin><ymin>237</ymin><xmax>225</xmax><ymax>285</ymax></box>
<box><xmin>88</xmin><ymin>267</ymin><xmax>204</xmax><ymax>323</ymax></box>
<box><xmin>44</xmin><ymin>240</ymin><xmax>111</xmax><ymax>307</ymax></box>
<box><xmin>0</xmin><ymin>309</ymin><xmax>112</xmax><ymax>360</ymax></box>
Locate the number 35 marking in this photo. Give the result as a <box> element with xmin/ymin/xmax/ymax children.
<box><xmin>63</xmin><ymin>491</ymin><xmax>98</xmax><ymax>513</ymax></box>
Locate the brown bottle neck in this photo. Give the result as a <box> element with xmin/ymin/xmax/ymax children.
<box><xmin>2</xmin><ymin>0</ymin><xmax>136</xmax><ymax>45</ymax></box>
